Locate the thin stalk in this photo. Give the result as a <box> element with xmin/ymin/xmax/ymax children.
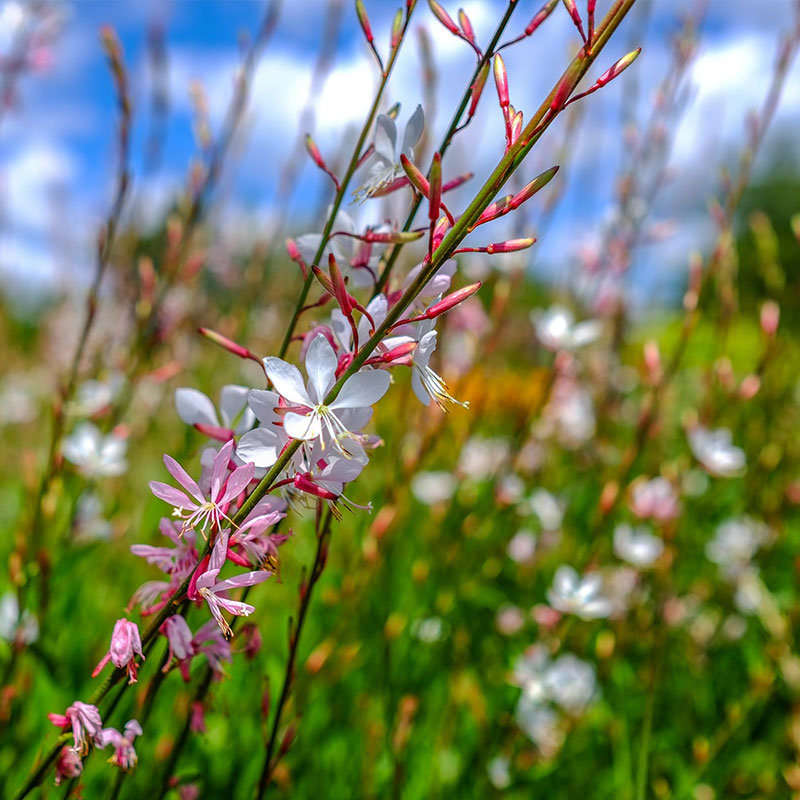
<box><xmin>255</xmin><ymin>506</ymin><xmax>333</xmax><ymax>797</ymax></box>
<box><xmin>277</xmin><ymin>5</ymin><xmax>417</xmax><ymax>358</ymax></box>
<box><xmin>373</xmin><ymin>0</ymin><xmax>521</xmax><ymax>295</ymax></box>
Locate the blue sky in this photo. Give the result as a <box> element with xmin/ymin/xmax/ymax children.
<box><xmin>1</xmin><ymin>0</ymin><xmax>798</xmax><ymax>310</ymax></box>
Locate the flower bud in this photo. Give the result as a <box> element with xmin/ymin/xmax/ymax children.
<box><xmin>493</xmin><ymin>54</ymin><xmax>509</xmax><ymax>110</ymax></box>
<box><xmin>468</xmin><ymin>60</ymin><xmax>490</xmax><ymax>118</ymax></box>
<box><xmin>198</xmin><ymin>327</ymin><xmax>258</xmax><ymax>361</ymax></box>
<box><xmin>458</xmin><ymin>9</ymin><xmax>476</xmax><ymax>45</ymax></box>
<box><xmin>429</xmin><ymin>152</ymin><xmax>442</xmax><ymax>222</ymax></box>
<box><xmin>355</xmin><ymin>0</ymin><xmax>374</xmax><ymax>44</ymax></box>
<box><xmin>525</xmin><ymin>0</ymin><xmax>559</xmax><ymax>36</ymax></box>
<box><xmin>760</xmin><ymin>300</ymin><xmax>780</xmax><ymax>337</ymax></box>
<box><xmin>429</xmin><ymin>0</ymin><xmax>459</xmax><ymax>35</ymax></box>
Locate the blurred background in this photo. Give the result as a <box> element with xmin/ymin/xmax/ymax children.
<box><xmin>2</xmin><ymin>1</ymin><xmax>800</xmax><ymax>798</ymax></box>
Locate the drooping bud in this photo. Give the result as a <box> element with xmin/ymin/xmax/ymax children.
<box><xmin>304</xmin><ymin>134</ymin><xmax>340</xmax><ymax>189</ymax></box>
<box><xmin>560</xmin><ymin>0</ymin><xmax>587</xmax><ymax>43</ymax></box>
<box><xmin>429</xmin><ymin>0</ymin><xmax>460</xmax><ymax>35</ymax></box>
<box><xmin>468</xmin><ymin>59</ymin><xmax>490</xmax><ymax>118</ymax></box>
<box><xmin>198</xmin><ymin>327</ymin><xmax>259</xmax><ymax>362</ymax></box>
<box><xmin>429</xmin><ymin>152</ymin><xmax>442</xmax><ymax>222</ymax></box>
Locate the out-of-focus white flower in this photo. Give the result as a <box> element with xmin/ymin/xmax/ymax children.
<box><xmin>71</xmin><ymin>376</ymin><xmax>122</xmax><ymax>417</ymax></box>
<box><xmin>543</xmin><ymin>654</ymin><xmax>596</xmax><ymax>714</ymax></box>
<box><xmin>0</xmin><ymin>374</ymin><xmax>39</xmax><ymax>425</ymax></box>
<box><xmin>613</xmin><ymin>523</ymin><xmax>664</xmax><ymax>567</ymax></box>
<box><xmin>358</xmin><ymin>104</ymin><xmax>424</xmax><ymax>199</ymax></box>
<box><xmin>515</xmin><ymin>696</ymin><xmax>564</xmax><ymax>757</ymax></box>
<box><xmin>543</xmin><ymin>377</ymin><xmax>595</xmax><ymax>448</ymax></box>
<box><xmin>496</xmin><ymin>473</ymin><xmax>525</xmax><ymax>505</ymax></box>
<box><xmin>62</xmin><ymin>422</ymin><xmax>127</xmax><ymax>477</ymax></box>
<box><xmin>733</xmin><ymin>569</ymin><xmax>766</xmax><ymax>615</ymax></box>
<box><xmin>411</xmin><ymin>616</ymin><xmax>447</xmax><ymax>643</ymax></box>
<box><xmin>175</xmin><ymin>385</ymin><xmax>255</xmax><ymax>436</ymax></box>
<box><xmin>603</xmin><ymin>566</ymin><xmax>639</xmax><ymax>616</ymax></box>
<box><xmin>458</xmin><ymin>436</ymin><xmax>509</xmax><ymax>481</ymax></box>
<box><xmin>487</xmin><ymin>756</ymin><xmax>511</xmax><ymax>789</ymax></box>
<box><xmin>511</xmin><ymin>644</ymin><xmax>550</xmax><ymax>703</ymax></box>
<box><xmin>507</xmin><ymin>529</ymin><xmax>536</xmax><ymax>564</ymax></box>
<box><xmin>688</xmin><ymin>426</ymin><xmax>746</xmax><ymax>477</ymax></box>
<box><xmin>523</xmin><ymin>489</ymin><xmax>566</xmax><ymax>531</ymax></box>
<box><xmin>73</xmin><ymin>492</ymin><xmax>112</xmax><ymax>542</ymax></box>
<box><xmin>0</xmin><ymin>592</ymin><xmax>39</xmax><ymax>644</ymax></box>
<box><xmin>706</xmin><ymin>517</ymin><xmax>771</xmax><ymax>579</ymax></box>
<box><xmin>547</xmin><ymin>566</ymin><xmax>612</xmax><ymax>620</ymax></box>
<box><xmin>531</xmin><ymin>305</ymin><xmax>602</xmax><ymax>351</ymax></box>
<box><xmin>410</xmin><ymin>471</ymin><xmax>456</xmax><ymax>505</ymax></box>
<box><xmin>629</xmin><ymin>477</ymin><xmax>681</xmax><ymax>522</ymax></box>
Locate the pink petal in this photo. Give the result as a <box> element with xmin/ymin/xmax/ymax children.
<box><xmin>149</xmin><ymin>481</ymin><xmax>195</xmax><ymax>510</ymax></box>
<box><xmin>211</xmin><ymin>441</ymin><xmax>235</xmax><ymax>500</ymax></box>
<box><xmin>213</xmin><ymin>571</ymin><xmax>271</xmax><ymax>592</ymax></box>
<box><xmin>220</xmin><ymin>462</ymin><xmax>255</xmax><ymax>505</ymax></box>
<box><xmin>163</xmin><ymin>455</ymin><xmax>204</xmax><ymax>503</ymax></box>
<box><xmin>214</xmin><ymin>596</ymin><xmax>257</xmax><ymax>617</ymax></box>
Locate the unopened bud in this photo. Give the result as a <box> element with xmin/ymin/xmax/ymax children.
<box><xmin>458</xmin><ymin>9</ymin><xmax>476</xmax><ymax>44</ymax></box>
<box><xmin>429</xmin><ymin>152</ymin><xmax>442</xmax><ymax>222</ymax></box>
<box><xmin>280</xmin><ymin>722</ymin><xmax>297</xmax><ymax>756</ymax></box>
<box><xmin>361</xmin><ymin>229</ymin><xmax>424</xmax><ymax>244</ymax></box>
<box><xmin>429</xmin><ymin>0</ymin><xmax>459</xmax><ymax>35</ymax></box>
<box><xmin>422</xmin><ymin>282</ymin><xmax>481</xmax><ymax>319</ymax></box>
<box><xmin>510</xmin><ymin>109</ymin><xmax>523</xmax><ymax>145</ymax></box>
<box><xmin>493</xmin><ymin>54</ymin><xmax>509</xmax><ymax>109</ymax></box>
<box><xmin>442</xmin><ymin>172</ymin><xmax>473</xmax><ymax>192</ymax></box>
<box><xmin>760</xmin><ymin>300</ymin><xmax>780</xmax><ymax>337</ymax></box>
<box><xmin>599</xmin><ymin>481</ymin><xmax>619</xmax><ymax>514</ymax></box>
<box><xmin>511</xmin><ymin>165</ymin><xmax>560</xmax><ymax>208</ymax></box>
<box><xmin>400</xmin><ymin>153</ymin><xmax>430</xmax><ymax>197</ymax></box>
<box><xmin>643</xmin><ymin>339</ymin><xmax>662</xmax><ymax>384</ymax></box>
<box><xmin>595</xmin><ymin>48</ymin><xmax>641</xmax><ymax>88</ymax></box>
<box><xmin>198</xmin><ymin>327</ymin><xmax>257</xmax><ymax>361</ymax></box>
<box><xmin>739</xmin><ymin>374</ymin><xmax>761</xmax><ymax>400</ymax></box>
<box><xmin>561</xmin><ymin>0</ymin><xmax>586</xmax><ymax>41</ymax></box>
<box><xmin>355</xmin><ymin>0</ymin><xmax>374</xmax><ymax>43</ymax></box>
<box><xmin>485</xmin><ymin>237</ymin><xmax>535</xmax><ymax>254</ymax></box>
<box><xmin>468</xmin><ymin>60</ymin><xmax>490</xmax><ymax>118</ymax></box>
<box><xmin>525</xmin><ymin>0</ymin><xmax>558</xmax><ymax>36</ymax></box>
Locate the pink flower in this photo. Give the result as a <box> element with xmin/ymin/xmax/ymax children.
<box><xmin>48</xmin><ymin>701</ymin><xmax>102</xmax><ymax>755</ymax></box>
<box><xmin>160</xmin><ymin>615</ymin><xmax>195</xmax><ymax>680</ymax></box>
<box><xmin>130</xmin><ymin>518</ymin><xmax>198</xmax><ymax>578</ymax></box>
<box><xmin>149</xmin><ymin>440</ymin><xmax>254</xmax><ymax>538</ymax></box>
<box><xmin>54</xmin><ymin>746</ymin><xmax>83</xmax><ymax>786</ymax></box>
<box><xmin>629</xmin><ymin>477</ymin><xmax>681</xmax><ymax>522</ymax></box>
<box><xmin>96</xmin><ymin>720</ymin><xmax>142</xmax><ymax>770</ymax></box>
<box><xmin>92</xmin><ymin>618</ymin><xmax>145</xmax><ymax>684</ymax></box>
<box><xmin>190</xmin><ymin>530</ymin><xmax>271</xmax><ymax>638</ymax></box>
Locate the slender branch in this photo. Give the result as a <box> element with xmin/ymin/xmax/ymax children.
<box><xmin>276</xmin><ymin>4</ymin><xmax>417</xmax><ymax>359</ymax></box>
<box><xmin>255</xmin><ymin>506</ymin><xmax>333</xmax><ymax>798</ymax></box>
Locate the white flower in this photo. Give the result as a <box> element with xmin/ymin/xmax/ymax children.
<box><xmin>0</xmin><ymin>592</ymin><xmax>39</xmax><ymax>645</ymax></box>
<box><xmin>74</xmin><ymin>492</ymin><xmax>112</xmax><ymax>542</ymax></box>
<box><xmin>613</xmin><ymin>523</ymin><xmax>664</xmax><ymax>567</ymax></box>
<box><xmin>458</xmin><ymin>436</ymin><xmax>509</xmax><ymax>480</ymax></box>
<box><xmin>175</xmin><ymin>385</ymin><xmax>255</xmax><ymax>435</ymax></box>
<box><xmin>358</xmin><ymin>104</ymin><xmax>424</xmax><ymax>199</ymax></box>
<box><xmin>547</xmin><ymin>566</ymin><xmax>612</xmax><ymax>620</ymax></box>
<box><xmin>263</xmin><ymin>334</ymin><xmax>390</xmax><ymax>456</ymax></box>
<box><xmin>71</xmin><ymin>376</ymin><xmax>122</xmax><ymax>417</ymax></box>
<box><xmin>706</xmin><ymin>517</ymin><xmax>771</xmax><ymax>579</ymax></box>
<box><xmin>524</xmin><ymin>489</ymin><xmax>566</xmax><ymax>532</ymax></box>
<box><xmin>62</xmin><ymin>422</ymin><xmax>127</xmax><ymax>477</ymax></box>
<box><xmin>511</xmin><ymin>644</ymin><xmax>551</xmax><ymax>703</ymax></box>
<box><xmin>531</xmin><ymin>305</ymin><xmax>602</xmax><ymax>351</ymax></box>
<box><xmin>515</xmin><ymin>697</ymin><xmax>564</xmax><ymax>756</ymax></box>
<box><xmin>411</xmin><ymin>616</ymin><xmax>447</xmax><ymax>643</ymax></box>
<box><xmin>543</xmin><ymin>654</ymin><xmax>596</xmax><ymax>714</ymax></box>
<box><xmin>235</xmin><ymin>389</ymin><xmax>287</xmax><ymax>469</ymax></box>
<box><xmin>297</xmin><ymin>209</ymin><xmax>382</xmax><ymax>289</ymax></box>
<box><xmin>688</xmin><ymin>426</ymin><xmax>746</xmax><ymax>477</ymax></box>
<box><xmin>544</xmin><ymin>377</ymin><xmax>596</xmax><ymax>448</ymax></box>
<box><xmin>487</xmin><ymin>756</ymin><xmax>511</xmax><ymax>790</ymax></box>
<box><xmin>410</xmin><ymin>470</ymin><xmax>456</xmax><ymax>505</ymax></box>
<box><xmin>410</xmin><ymin>321</ymin><xmax>468</xmax><ymax>410</ymax></box>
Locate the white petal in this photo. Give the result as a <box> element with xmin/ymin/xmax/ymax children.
<box><xmin>175</xmin><ymin>388</ymin><xmax>219</xmax><ymax>427</ymax></box>
<box><xmin>305</xmin><ymin>334</ymin><xmax>337</xmax><ymax>404</ymax></box>
<box><xmin>284</xmin><ymin>411</ymin><xmax>322</xmax><ymax>441</ymax></box>
<box><xmin>247</xmin><ymin>389</ymin><xmax>281</xmax><ymax>426</ymax></box>
<box><xmin>374</xmin><ymin>114</ymin><xmax>397</xmax><ymax>163</ymax></box>
<box><xmin>330</xmin><ymin>309</ymin><xmax>352</xmax><ymax>351</ymax></box>
<box><xmin>332</xmin><ymin>370</ymin><xmax>390</xmax><ymax>410</ymax></box>
<box><xmin>263</xmin><ymin>357</ymin><xmax>311</xmax><ymax>406</ymax></box>
<box><xmin>236</xmin><ymin>428</ymin><xmax>282</xmax><ymax>468</ymax></box>
<box><xmin>411</xmin><ymin>369</ymin><xmax>430</xmax><ymax>406</ymax></box>
<box><xmin>401</xmin><ymin>104</ymin><xmax>425</xmax><ymax>157</ymax></box>
<box><xmin>219</xmin><ymin>385</ymin><xmax>251</xmax><ymax>430</ymax></box>
<box><xmin>296</xmin><ymin>233</ymin><xmax>323</xmax><ymax>265</ymax></box>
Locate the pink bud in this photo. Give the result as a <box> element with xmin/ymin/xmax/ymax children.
<box><xmin>355</xmin><ymin>0</ymin><xmax>374</xmax><ymax>44</ymax></box>
<box><xmin>550</xmin><ymin>76</ymin><xmax>572</xmax><ymax>112</ymax></box>
<box><xmin>422</xmin><ymin>282</ymin><xmax>482</xmax><ymax>319</ymax></box>
<box><xmin>595</xmin><ymin>48</ymin><xmax>642</xmax><ymax>88</ymax></box>
<box><xmin>442</xmin><ymin>172</ymin><xmax>473</xmax><ymax>192</ymax></box>
<box><xmin>525</xmin><ymin>0</ymin><xmax>559</xmax><ymax>36</ymax></box>
<box><xmin>468</xmin><ymin>60</ymin><xmax>490</xmax><ymax>118</ymax></box>
<box><xmin>400</xmin><ymin>153</ymin><xmax>431</xmax><ymax>198</ymax></box>
<box><xmin>739</xmin><ymin>374</ymin><xmax>761</xmax><ymax>400</ymax></box>
<box><xmin>493</xmin><ymin>54</ymin><xmax>509</xmax><ymax>109</ymax></box>
<box><xmin>562</xmin><ymin>0</ymin><xmax>587</xmax><ymax>42</ymax></box>
<box><xmin>429</xmin><ymin>152</ymin><xmax>442</xmax><ymax>222</ymax></box>
<box><xmin>429</xmin><ymin>0</ymin><xmax>460</xmax><ymax>35</ymax></box>
<box><xmin>510</xmin><ymin>165</ymin><xmax>559</xmax><ymax>209</ymax></box>
<box><xmin>458</xmin><ymin>8</ymin><xmax>476</xmax><ymax>44</ymax></box>
<box><xmin>198</xmin><ymin>327</ymin><xmax>258</xmax><ymax>361</ymax></box>
<box><xmin>485</xmin><ymin>237</ymin><xmax>536</xmax><ymax>254</ymax></box>
<box><xmin>643</xmin><ymin>339</ymin><xmax>662</xmax><ymax>384</ymax></box>
<box><xmin>390</xmin><ymin>9</ymin><xmax>403</xmax><ymax>50</ymax></box>
<box><xmin>760</xmin><ymin>300</ymin><xmax>780</xmax><ymax>337</ymax></box>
